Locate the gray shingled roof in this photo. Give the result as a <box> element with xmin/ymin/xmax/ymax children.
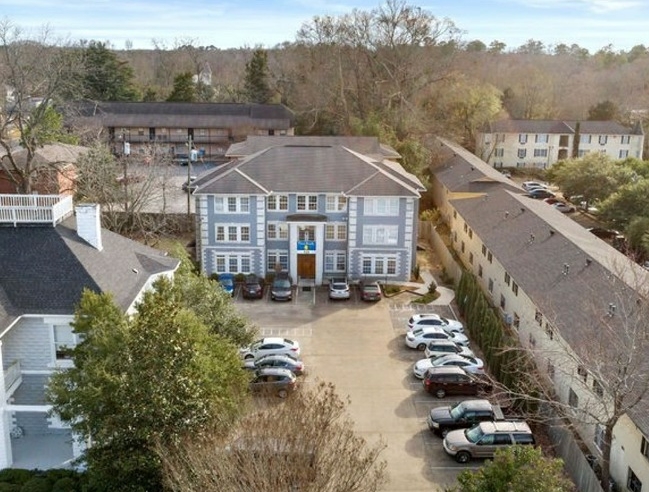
<box><xmin>195</xmin><ymin>144</ymin><xmax>423</xmax><ymax>197</ymax></box>
<box><xmin>0</xmin><ymin>217</ymin><xmax>179</xmax><ymax>322</ymax></box>
<box><xmin>434</xmin><ymin>138</ymin><xmax>649</xmax><ymax>435</ymax></box>
<box><xmin>70</xmin><ymin>101</ymin><xmax>295</xmax><ymax>129</ymax></box>
<box><xmin>486</xmin><ymin>119</ymin><xmax>637</xmax><ymax>135</ymax></box>
<box><xmin>0</xmin><ymin>143</ymin><xmax>88</xmax><ymax>170</ymax></box>
<box><xmin>226</xmin><ymin>136</ymin><xmax>401</xmax><ymax>160</ymax></box>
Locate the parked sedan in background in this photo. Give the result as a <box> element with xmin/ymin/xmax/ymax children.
<box><xmin>328</xmin><ymin>278</ymin><xmax>351</xmax><ymax>300</ymax></box>
<box><xmin>240</xmin><ymin>337</ymin><xmax>301</xmax><ymax>361</ymax></box>
<box><xmin>218</xmin><ymin>273</ymin><xmax>235</xmax><ymax>297</ymax></box>
<box><xmin>249</xmin><ymin>367</ymin><xmax>297</xmax><ymax>398</ymax></box>
<box><xmin>553</xmin><ymin>202</ymin><xmax>576</xmax><ymax>213</ymax></box>
<box><xmin>405</xmin><ymin>326</ymin><xmax>469</xmax><ymax>351</ymax></box>
<box><xmin>527</xmin><ymin>189</ymin><xmax>555</xmax><ymax>199</ymax></box>
<box><xmin>271</xmin><ymin>273</ymin><xmax>293</xmax><ymax>301</ymax></box>
<box><xmin>522</xmin><ymin>181</ymin><xmax>548</xmax><ymax>191</ymax></box>
<box><xmin>360</xmin><ymin>281</ymin><xmax>382</xmax><ymax>301</ymax></box>
<box><xmin>408</xmin><ymin>313</ymin><xmax>464</xmax><ymax>334</ymax></box>
<box><xmin>422</xmin><ymin>366</ymin><xmax>492</xmax><ymax>398</ymax></box>
<box><xmin>244</xmin><ymin>353</ymin><xmax>305</xmax><ymax>376</ymax></box>
<box><xmin>414</xmin><ymin>354</ymin><xmax>484</xmax><ymax>379</ymax></box>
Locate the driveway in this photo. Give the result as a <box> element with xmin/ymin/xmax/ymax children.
<box><xmin>235</xmin><ymin>287</ymin><xmax>478</xmax><ymax>491</ymax></box>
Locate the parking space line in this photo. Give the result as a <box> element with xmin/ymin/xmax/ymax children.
<box><xmin>258</xmin><ymin>326</ymin><xmax>313</xmax><ymax>337</ymax></box>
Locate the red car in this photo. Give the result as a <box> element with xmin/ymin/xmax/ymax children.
<box><xmin>360</xmin><ymin>281</ymin><xmax>382</xmax><ymax>301</ymax></box>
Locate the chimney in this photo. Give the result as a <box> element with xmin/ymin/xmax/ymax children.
<box><xmin>75</xmin><ymin>204</ymin><xmax>103</xmax><ymax>251</ymax></box>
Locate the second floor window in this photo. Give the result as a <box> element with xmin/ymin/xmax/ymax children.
<box><xmin>621</xmin><ymin>135</ymin><xmax>631</xmax><ymax>144</ymax></box>
<box><xmin>533</xmin><ymin>148</ymin><xmax>548</xmax><ymax>157</ymax></box>
<box><xmin>494</xmin><ymin>148</ymin><xmax>504</xmax><ymax>157</ymax></box>
<box><xmin>267</xmin><ymin>195</ymin><xmax>288</xmax><ymax>211</ymax></box>
<box><xmin>267</xmin><ymin>222</ymin><xmax>288</xmax><ymax>240</ymax></box>
<box><xmin>517</xmin><ymin>148</ymin><xmax>527</xmax><ymax>159</ymax></box>
<box><xmin>326</xmin><ymin>195</ymin><xmax>347</xmax><ymax>212</ymax></box>
<box><xmin>365</xmin><ymin>197</ymin><xmax>399</xmax><ymax>216</ymax></box>
<box><xmin>325</xmin><ymin>223</ymin><xmax>347</xmax><ymax>240</ymax></box>
<box><xmin>535</xmin><ymin>134</ymin><xmax>549</xmax><ymax>143</ymax></box>
<box><xmin>599</xmin><ymin>135</ymin><xmax>608</xmax><ymax>145</ymax></box>
<box><xmin>518</xmin><ymin>134</ymin><xmax>528</xmax><ymax>144</ymax></box>
<box><xmin>297</xmin><ymin>195</ymin><xmax>318</xmax><ymax>211</ymax></box>
<box><xmin>363</xmin><ymin>225</ymin><xmax>398</xmax><ymax>245</ymax></box>
<box><xmin>214</xmin><ymin>196</ymin><xmax>249</xmax><ymax>213</ymax></box>
<box><xmin>215</xmin><ymin>225</ymin><xmax>250</xmax><ymax>242</ymax></box>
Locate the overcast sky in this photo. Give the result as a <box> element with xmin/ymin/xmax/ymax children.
<box><xmin>1</xmin><ymin>0</ymin><xmax>647</xmax><ymax>53</ymax></box>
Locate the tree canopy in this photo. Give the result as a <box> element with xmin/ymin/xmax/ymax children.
<box><xmin>243</xmin><ymin>48</ymin><xmax>272</xmax><ymax>104</ymax></box>
<box><xmin>167</xmin><ymin>72</ymin><xmax>196</xmax><ymax>102</ymax></box>
<box><xmin>82</xmin><ymin>41</ymin><xmax>140</xmax><ymax>101</ymax></box>
<box><xmin>47</xmin><ymin>258</ymin><xmax>254</xmax><ymax>491</ymax></box>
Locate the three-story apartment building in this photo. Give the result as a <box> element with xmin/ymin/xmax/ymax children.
<box><xmin>192</xmin><ymin>137</ymin><xmax>425</xmax><ymax>284</ymax></box>
<box><xmin>476</xmin><ymin>119</ymin><xmax>644</xmax><ymax>168</ymax></box>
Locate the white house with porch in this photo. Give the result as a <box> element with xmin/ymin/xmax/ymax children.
<box><xmin>0</xmin><ymin>194</ymin><xmax>179</xmax><ymax>469</ymax></box>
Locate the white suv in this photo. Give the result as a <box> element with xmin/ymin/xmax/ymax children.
<box><xmin>408</xmin><ymin>313</ymin><xmax>464</xmax><ymax>334</ymax></box>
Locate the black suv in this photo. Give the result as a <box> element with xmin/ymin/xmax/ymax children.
<box><xmin>422</xmin><ymin>366</ymin><xmax>492</xmax><ymax>399</ymax></box>
<box><xmin>427</xmin><ymin>399</ymin><xmax>504</xmax><ymax>437</ymax></box>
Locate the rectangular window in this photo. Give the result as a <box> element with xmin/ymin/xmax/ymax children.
<box><xmin>363</xmin><ymin>225</ymin><xmax>398</xmax><ymax>245</ymax></box>
<box><xmin>593</xmin><ymin>379</ymin><xmax>604</xmax><ymax>397</ymax></box>
<box><xmin>512</xmin><ymin>282</ymin><xmax>518</xmax><ymax>295</ymax></box>
<box><xmin>488</xmin><ymin>278</ymin><xmax>494</xmax><ymax>293</ymax></box>
<box><xmin>267</xmin><ymin>222</ymin><xmax>289</xmax><ymax>240</ymax></box>
<box><xmin>54</xmin><ymin>324</ymin><xmax>77</xmax><ymax>360</ymax></box>
<box><xmin>325</xmin><ymin>224</ymin><xmax>347</xmax><ymax>241</ymax></box>
<box><xmin>364</xmin><ymin>197</ymin><xmax>399</xmax><ymax>216</ymax></box>
<box><xmin>621</xmin><ymin>135</ymin><xmax>631</xmax><ymax>144</ymax></box>
<box><xmin>469</xmin><ymin>252</ymin><xmax>473</xmax><ymax>264</ymax></box>
<box><xmin>267</xmin><ymin>250</ymin><xmax>289</xmax><ymax>271</ymax></box>
<box><xmin>641</xmin><ymin>436</ymin><xmax>649</xmax><ymax>459</ymax></box>
<box><xmin>324</xmin><ymin>251</ymin><xmax>347</xmax><ymax>272</ymax></box>
<box><xmin>494</xmin><ymin>148</ymin><xmax>504</xmax><ymax>157</ymax></box>
<box><xmin>517</xmin><ymin>148</ymin><xmax>527</xmax><ymax>158</ymax></box>
<box><xmin>599</xmin><ymin>135</ymin><xmax>608</xmax><ymax>145</ymax></box>
<box><xmin>535</xmin><ymin>310</ymin><xmax>543</xmax><ymax>325</ymax></box>
<box><xmin>577</xmin><ymin>365</ymin><xmax>588</xmax><ymax>383</ymax></box>
<box><xmin>215</xmin><ymin>225</ymin><xmax>250</xmax><ymax>242</ymax></box>
<box><xmin>297</xmin><ymin>195</ymin><xmax>318</xmax><ymax>211</ymax></box>
<box><xmin>533</xmin><ymin>148</ymin><xmax>548</xmax><ymax>157</ymax></box>
<box><xmin>518</xmin><ymin>134</ymin><xmax>528</xmax><ymax>144</ymax></box>
<box><xmin>580</xmin><ymin>134</ymin><xmax>592</xmax><ymax>144</ymax></box>
<box><xmin>568</xmin><ymin>388</ymin><xmax>579</xmax><ymax>408</ymax></box>
<box><xmin>500</xmin><ymin>294</ymin><xmax>506</xmax><ymax>310</ymax></box>
<box><xmin>619</xmin><ymin>149</ymin><xmax>629</xmax><ymax>159</ymax></box>
<box><xmin>482</xmin><ymin>244</ymin><xmax>487</xmax><ymax>256</ymax></box>
<box><xmin>461</xmin><ymin>241</ymin><xmax>465</xmax><ymax>253</ymax></box>
<box><xmin>578</xmin><ymin>149</ymin><xmax>588</xmax><ymax>157</ymax></box>
<box><xmin>529</xmin><ymin>333</ymin><xmax>536</xmax><ymax>348</ymax></box>
<box><xmin>326</xmin><ymin>195</ymin><xmax>347</xmax><ymax>212</ymax></box>
<box><xmin>478</xmin><ymin>265</ymin><xmax>483</xmax><ymax>278</ymax></box>
<box><xmin>487</xmin><ymin>252</ymin><xmax>493</xmax><ymax>264</ymax></box>
<box><xmin>468</xmin><ymin>229</ymin><xmax>473</xmax><ymax>239</ymax></box>
<box><xmin>215</xmin><ymin>196</ymin><xmax>249</xmax><ymax>213</ymax></box>
<box><xmin>267</xmin><ymin>195</ymin><xmax>288</xmax><ymax>211</ymax></box>
<box><xmin>628</xmin><ymin>468</ymin><xmax>642</xmax><ymax>492</ymax></box>
<box><xmin>547</xmin><ymin>359</ymin><xmax>555</xmax><ymax>380</ymax></box>
<box><xmin>513</xmin><ymin>312</ymin><xmax>520</xmax><ymax>328</ymax></box>
<box><xmin>545</xmin><ymin>323</ymin><xmax>554</xmax><ymax>340</ymax></box>
<box><xmin>463</xmin><ymin>222</ymin><xmax>468</xmax><ymax>233</ymax></box>
<box><xmin>535</xmin><ymin>134</ymin><xmax>549</xmax><ymax>143</ymax></box>
<box><xmin>214</xmin><ymin>254</ymin><xmax>251</xmax><ymax>274</ymax></box>
<box><xmin>361</xmin><ymin>255</ymin><xmax>397</xmax><ymax>276</ymax></box>
<box><xmin>504</xmin><ymin>272</ymin><xmax>510</xmax><ymax>285</ymax></box>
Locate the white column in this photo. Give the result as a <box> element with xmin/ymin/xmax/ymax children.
<box><xmin>0</xmin><ymin>341</ymin><xmax>13</xmax><ymax>468</ymax></box>
<box><xmin>289</xmin><ymin>223</ymin><xmax>298</xmax><ymax>278</ymax></box>
<box><xmin>315</xmin><ymin>223</ymin><xmax>324</xmax><ymax>286</ymax></box>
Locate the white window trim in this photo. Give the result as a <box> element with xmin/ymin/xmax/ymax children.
<box><xmin>363</xmin><ymin>225</ymin><xmax>398</xmax><ymax>245</ymax></box>
<box><xmin>215</xmin><ymin>224</ymin><xmax>251</xmax><ymax>242</ymax></box>
<box><xmin>361</xmin><ymin>254</ymin><xmax>398</xmax><ymax>276</ymax></box>
<box><xmin>267</xmin><ymin>222</ymin><xmax>289</xmax><ymax>240</ymax></box>
<box><xmin>215</xmin><ymin>253</ymin><xmax>252</xmax><ymax>274</ymax></box>
<box><xmin>326</xmin><ymin>195</ymin><xmax>348</xmax><ymax>212</ymax></box>
<box><xmin>267</xmin><ymin>250</ymin><xmax>289</xmax><ymax>271</ymax></box>
<box><xmin>325</xmin><ymin>251</ymin><xmax>347</xmax><ymax>273</ymax></box>
<box><xmin>50</xmin><ymin>323</ymin><xmax>82</xmax><ymax>368</ymax></box>
<box><xmin>364</xmin><ymin>197</ymin><xmax>399</xmax><ymax>216</ymax></box>
<box><xmin>325</xmin><ymin>223</ymin><xmax>347</xmax><ymax>241</ymax></box>
<box><xmin>267</xmin><ymin>194</ymin><xmax>289</xmax><ymax>211</ymax></box>
<box><xmin>214</xmin><ymin>196</ymin><xmax>250</xmax><ymax>213</ymax></box>
<box><xmin>296</xmin><ymin>194</ymin><xmax>318</xmax><ymax>211</ymax></box>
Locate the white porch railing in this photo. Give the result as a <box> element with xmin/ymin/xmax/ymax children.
<box><xmin>0</xmin><ymin>194</ymin><xmax>73</xmax><ymax>226</ymax></box>
<box><xmin>3</xmin><ymin>360</ymin><xmax>21</xmax><ymax>398</ymax></box>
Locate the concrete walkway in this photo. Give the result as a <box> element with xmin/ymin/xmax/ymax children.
<box><xmin>392</xmin><ymin>269</ymin><xmax>456</xmax><ymax>305</ymax></box>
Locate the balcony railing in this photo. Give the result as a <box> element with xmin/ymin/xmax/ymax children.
<box><xmin>0</xmin><ymin>194</ymin><xmax>74</xmax><ymax>226</ymax></box>
<box><xmin>4</xmin><ymin>360</ymin><xmax>22</xmax><ymax>397</ymax></box>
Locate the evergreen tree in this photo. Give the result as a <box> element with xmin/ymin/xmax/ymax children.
<box><xmin>83</xmin><ymin>41</ymin><xmax>140</xmax><ymax>101</ymax></box>
<box><xmin>243</xmin><ymin>48</ymin><xmax>272</xmax><ymax>103</ymax></box>
<box><xmin>167</xmin><ymin>72</ymin><xmax>196</xmax><ymax>102</ymax></box>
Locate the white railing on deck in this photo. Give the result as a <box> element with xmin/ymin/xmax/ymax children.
<box><xmin>4</xmin><ymin>360</ymin><xmax>21</xmax><ymax>396</ymax></box>
<box><xmin>0</xmin><ymin>194</ymin><xmax>74</xmax><ymax>226</ymax></box>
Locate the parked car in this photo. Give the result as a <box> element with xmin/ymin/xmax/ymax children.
<box><xmin>553</xmin><ymin>202</ymin><xmax>576</xmax><ymax>213</ymax></box>
<box><xmin>415</xmin><ymin>354</ymin><xmax>484</xmax><ymax>379</ymax></box>
<box><xmin>408</xmin><ymin>313</ymin><xmax>464</xmax><ymax>334</ymax></box>
<box><xmin>443</xmin><ymin>420</ymin><xmax>535</xmax><ymax>463</ymax></box>
<box><xmin>427</xmin><ymin>399</ymin><xmax>505</xmax><ymax>437</ymax></box>
<box><xmin>242</xmin><ymin>274</ymin><xmax>264</xmax><ymax>299</ymax></box>
<box><xmin>422</xmin><ymin>340</ymin><xmax>474</xmax><ymax>360</ymax></box>
<box><xmin>543</xmin><ymin>197</ymin><xmax>562</xmax><ymax>205</ymax></box>
<box><xmin>218</xmin><ymin>273</ymin><xmax>235</xmax><ymax>296</ymax></box>
<box><xmin>328</xmin><ymin>278</ymin><xmax>351</xmax><ymax>300</ymax></box>
<box><xmin>249</xmin><ymin>367</ymin><xmax>297</xmax><ymax>398</ymax></box>
<box><xmin>527</xmin><ymin>189</ymin><xmax>555</xmax><ymax>199</ymax></box>
<box><xmin>181</xmin><ymin>175</ymin><xmax>198</xmax><ymax>192</ymax></box>
<box><xmin>422</xmin><ymin>366</ymin><xmax>492</xmax><ymax>398</ymax></box>
<box><xmin>359</xmin><ymin>281</ymin><xmax>381</xmax><ymax>301</ymax></box>
<box><xmin>244</xmin><ymin>353</ymin><xmax>305</xmax><ymax>376</ymax></box>
<box><xmin>405</xmin><ymin>326</ymin><xmax>470</xmax><ymax>351</ymax></box>
<box><xmin>240</xmin><ymin>337</ymin><xmax>301</xmax><ymax>360</ymax></box>
<box><xmin>522</xmin><ymin>181</ymin><xmax>548</xmax><ymax>191</ymax></box>
<box><xmin>271</xmin><ymin>273</ymin><xmax>293</xmax><ymax>301</ymax></box>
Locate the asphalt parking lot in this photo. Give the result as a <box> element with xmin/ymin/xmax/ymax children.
<box><xmin>235</xmin><ymin>285</ymin><xmax>481</xmax><ymax>492</ymax></box>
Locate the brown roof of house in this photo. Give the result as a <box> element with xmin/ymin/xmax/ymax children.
<box><xmin>485</xmin><ymin>119</ymin><xmax>640</xmax><ymax>135</ymax></box>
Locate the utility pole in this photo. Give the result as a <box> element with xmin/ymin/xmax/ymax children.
<box><xmin>187</xmin><ymin>134</ymin><xmax>193</xmax><ymax>218</ymax></box>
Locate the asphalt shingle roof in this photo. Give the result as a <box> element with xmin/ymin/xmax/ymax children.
<box><xmin>486</xmin><ymin>119</ymin><xmax>639</xmax><ymax>135</ymax></box>
<box><xmin>195</xmin><ymin>142</ymin><xmax>424</xmax><ymax>197</ymax></box>
<box><xmin>0</xmin><ymin>217</ymin><xmax>179</xmax><ymax>321</ymax></box>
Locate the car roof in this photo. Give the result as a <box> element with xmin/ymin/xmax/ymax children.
<box><xmin>425</xmin><ymin>366</ymin><xmax>467</xmax><ymax>375</ymax></box>
<box><xmin>256</xmin><ymin>353</ymin><xmax>297</xmax><ymax>362</ymax></box>
<box><xmin>412</xmin><ymin>313</ymin><xmax>443</xmax><ymax>320</ymax></box>
<box><xmin>435</xmin><ymin>354</ymin><xmax>473</xmax><ymax>362</ymax></box>
<box><xmin>427</xmin><ymin>340</ymin><xmax>458</xmax><ymax>347</ymax></box>
<box><xmin>259</xmin><ymin>337</ymin><xmax>291</xmax><ymax>344</ymax></box>
<box><xmin>414</xmin><ymin>326</ymin><xmax>446</xmax><ymax>334</ymax></box>
<box><xmin>455</xmin><ymin>399</ymin><xmax>493</xmax><ymax>411</ymax></box>
<box><xmin>255</xmin><ymin>367</ymin><xmax>295</xmax><ymax>377</ymax></box>
<box><xmin>479</xmin><ymin>420</ymin><xmax>531</xmax><ymax>433</ymax></box>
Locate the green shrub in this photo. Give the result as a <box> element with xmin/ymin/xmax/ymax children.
<box><xmin>19</xmin><ymin>477</ymin><xmax>52</xmax><ymax>492</ymax></box>
<box><xmin>412</xmin><ymin>263</ymin><xmax>420</xmax><ymax>280</ymax></box>
<box><xmin>234</xmin><ymin>273</ymin><xmax>246</xmax><ymax>283</ymax></box>
<box><xmin>51</xmin><ymin>477</ymin><xmax>78</xmax><ymax>492</ymax></box>
<box><xmin>0</xmin><ymin>469</ymin><xmax>33</xmax><ymax>485</ymax></box>
<box><xmin>0</xmin><ymin>483</ymin><xmax>21</xmax><ymax>492</ymax></box>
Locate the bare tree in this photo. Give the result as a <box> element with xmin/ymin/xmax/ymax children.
<box><xmin>160</xmin><ymin>381</ymin><xmax>388</xmax><ymax>492</ymax></box>
<box><xmin>0</xmin><ymin>20</ymin><xmax>84</xmax><ymax>193</ymax></box>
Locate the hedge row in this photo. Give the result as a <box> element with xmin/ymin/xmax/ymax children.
<box><xmin>0</xmin><ymin>469</ymin><xmax>86</xmax><ymax>492</ymax></box>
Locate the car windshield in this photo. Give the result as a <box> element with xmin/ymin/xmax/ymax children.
<box><xmin>220</xmin><ymin>278</ymin><xmax>234</xmax><ymax>287</ymax></box>
<box><xmin>439</xmin><ymin>316</ymin><xmax>450</xmax><ymax>324</ymax></box>
<box><xmin>465</xmin><ymin>425</ymin><xmax>485</xmax><ymax>443</ymax></box>
<box><xmin>449</xmin><ymin>401</ymin><xmax>467</xmax><ymax>419</ymax></box>
<box><xmin>364</xmin><ymin>285</ymin><xmax>379</xmax><ymax>292</ymax></box>
<box><xmin>274</xmin><ymin>279</ymin><xmax>291</xmax><ymax>288</ymax></box>
<box><xmin>332</xmin><ymin>282</ymin><xmax>348</xmax><ymax>289</ymax></box>
<box><xmin>413</xmin><ymin>329</ymin><xmax>424</xmax><ymax>337</ymax></box>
